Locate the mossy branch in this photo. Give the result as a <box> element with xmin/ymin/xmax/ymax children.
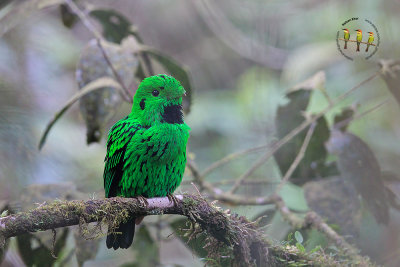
<box><xmin>0</xmin><ymin>194</ymin><xmax>374</xmax><ymax>266</ymax></box>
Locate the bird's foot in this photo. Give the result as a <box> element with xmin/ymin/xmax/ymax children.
<box><xmin>167</xmin><ymin>194</ymin><xmax>179</xmax><ymax>207</ymax></box>
<box><xmin>137</xmin><ymin>196</ymin><xmax>149</xmax><ymax>208</ymax></box>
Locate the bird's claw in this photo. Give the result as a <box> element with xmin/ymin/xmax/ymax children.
<box><xmin>167</xmin><ymin>194</ymin><xmax>179</xmax><ymax>206</ymax></box>
<box><xmin>137</xmin><ymin>196</ymin><xmax>149</xmax><ymax>208</ymax></box>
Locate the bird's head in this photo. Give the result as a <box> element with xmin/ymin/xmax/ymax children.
<box><xmin>130</xmin><ymin>74</ymin><xmax>186</xmax><ymax>127</ymax></box>
<box><xmin>355</xmin><ymin>29</ymin><xmax>362</xmax><ymax>34</ymax></box>
<box><xmin>368</xmin><ymin>31</ymin><xmax>374</xmax><ymax>36</ymax></box>
<box><xmin>342</xmin><ymin>28</ymin><xmax>349</xmax><ymax>33</ymax></box>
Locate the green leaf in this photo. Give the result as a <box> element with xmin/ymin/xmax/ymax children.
<box><xmin>326</xmin><ymin>130</ymin><xmax>390</xmax><ymax>224</ymax></box>
<box><xmin>0</xmin><ymin>210</ymin><xmax>8</xmax><ymax>217</ymax></box>
<box><xmin>287</xmin><ymin>232</ymin><xmax>293</xmax><ymax>243</ymax></box>
<box><xmin>294</xmin><ymin>231</ymin><xmax>303</xmax><ymax>244</ymax></box>
<box><xmin>89</xmin><ymin>9</ymin><xmax>134</xmax><ymax>44</ymax></box>
<box><xmin>140</xmin><ymin>47</ymin><xmax>193</xmax><ymax>113</ymax></box>
<box><xmin>296</xmin><ymin>242</ymin><xmax>306</xmax><ymax>253</ymax></box>
<box><xmin>38</xmin><ymin>76</ymin><xmax>122</xmax><ymax>150</ymax></box>
<box><xmin>310</xmin><ymin>245</ymin><xmax>322</xmax><ymax>254</ymax></box>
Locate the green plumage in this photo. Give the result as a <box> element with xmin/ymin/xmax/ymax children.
<box><xmin>103</xmin><ymin>74</ymin><xmax>190</xmax><ymax>249</ymax></box>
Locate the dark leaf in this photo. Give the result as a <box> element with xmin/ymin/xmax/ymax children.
<box><xmin>89</xmin><ymin>9</ymin><xmax>134</xmax><ymax>44</ymax></box>
<box><xmin>381</xmin><ymin>172</ymin><xmax>400</xmax><ymax>210</ymax></box>
<box><xmin>274</xmin><ymin>72</ymin><xmax>332</xmax><ymax>184</ymax></box>
<box><xmin>379</xmin><ymin>59</ymin><xmax>400</xmax><ymax>106</ymax></box>
<box><xmin>333</xmin><ymin>107</ymin><xmax>355</xmax><ymax>132</ymax></box>
<box><xmin>304</xmin><ymin>177</ymin><xmax>361</xmax><ymax>236</ymax></box>
<box><xmin>140</xmin><ymin>47</ymin><xmax>193</xmax><ymax>113</ymax></box>
<box><xmin>76</xmin><ymin>39</ymin><xmax>138</xmax><ymax>144</ymax></box>
<box><xmin>325</xmin><ymin>130</ymin><xmax>390</xmax><ymax>224</ymax></box>
<box><xmin>121</xmin><ymin>225</ymin><xmax>159</xmax><ymax>267</ymax></box>
<box><xmin>59</xmin><ymin>3</ymin><xmax>78</xmax><ymax>28</ymax></box>
<box><xmin>17</xmin><ymin>228</ymin><xmax>69</xmax><ymax>267</ymax></box>
<box><xmin>73</xmin><ymin>226</ymin><xmax>100</xmax><ymax>267</ymax></box>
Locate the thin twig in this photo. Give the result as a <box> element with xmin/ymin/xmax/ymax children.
<box><xmin>183</xmin><ymin>178</ymin><xmax>278</xmax><ymax>186</ymax></box>
<box><xmin>187</xmin><ymin>160</ymin><xmax>276</xmax><ymax>205</ymax></box>
<box><xmin>271</xmin><ymin>194</ymin><xmax>366</xmax><ymax>262</ymax></box>
<box><xmin>64</xmin><ymin>0</ymin><xmax>133</xmax><ymax>103</ymax></box>
<box><xmin>188</xmin><ymin>93</ymin><xmax>387</xmax><ymax>206</ymax></box>
<box><xmin>333</xmin><ymin>98</ymin><xmax>390</xmax><ymax>130</ymax></box>
<box><xmin>201</xmin><ymin>144</ymin><xmax>269</xmax><ymax>178</ymax></box>
<box><xmin>275</xmin><ymin>122</ymin><xmax>316</xmax><ymax>193</ymax></box>
<box><xmin>228</xmin><ymin>70</ymin><xmax>380</xmax><ymax>194</ymax></box>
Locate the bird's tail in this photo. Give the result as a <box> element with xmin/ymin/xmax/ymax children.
<box><xmin>365</xmin><ymin>45</ymin><xmax>369</xmax><ymax>52</ymax></box>
<box><xmin>356</xmin><ymin>42</ymin><xmax>360</xmax><ymax>52</ymax></box>
<box><xmin>344</xmin><ymin>41</ymin><xmax>347</xmax><ymax>49</ymax></box>
<box><xmin>106</xmin><ymin>217</ymin><xmax>135</xmax><ymax>249</ymax></box>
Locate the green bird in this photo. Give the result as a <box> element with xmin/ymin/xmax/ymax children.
<box><xmin>342</xmin><ymin>28</ymin><xmax>350</xmax><ymax>49</ymax></box>
<box><xmin>103</xmin><ymin>74</ymin><xmax>190</xmax><ymax>249</ymax></box>
<box><xmin>366</xmin><ymin>31</ymin><xmax>374</xmax><ymax>52</ymax></box>
<box><xmin>355</xmin><ymin>29</ymin><xmax>362</xmax><ymax>52</ymax></box>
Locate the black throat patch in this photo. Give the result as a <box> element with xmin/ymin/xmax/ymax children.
<box><xmin>162</xmin><ymin>104</ymin><xmax>183</xmax><ymax>124</ymax></box>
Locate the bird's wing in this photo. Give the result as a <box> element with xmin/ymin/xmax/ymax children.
<box><xmin>104</xmin><ymin>117</ymin><xmax>142</xmax><ymax>198</ymax></box>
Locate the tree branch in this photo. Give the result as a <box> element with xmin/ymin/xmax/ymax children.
<box><xmin>272</xmin><ymin>195</ymin><xmax>373</xmax><ymax>266</ymax></box>
<box><xmin>0</xmin><ymin>195</ymin><xmax>370</xmax><ymax>266</ymax></box>
<box><xmin>338</xmin><ymin>38</ymin><xmax>376</xmax><ymax>46</ymax></box>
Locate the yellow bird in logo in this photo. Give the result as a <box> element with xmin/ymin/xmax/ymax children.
<box><xmin>366</xmin><ymin>32</ymin><xmax>374</xmax><ymax>52</ymax></box>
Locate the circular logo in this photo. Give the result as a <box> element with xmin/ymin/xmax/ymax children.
<box><xmin>336</xmin><ymin>17</ymin><xmax>380</xmax><ymax>60</ymax></box>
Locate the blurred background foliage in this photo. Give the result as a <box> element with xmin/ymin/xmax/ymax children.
<box><xmin>1</xmin><ymin>0</ymin><xmax>400</xmax><ymax>266</ymax></box>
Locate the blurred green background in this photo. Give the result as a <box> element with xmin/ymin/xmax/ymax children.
<box><xmin>1</xmin><ymin>0</ymin><xmax>400</xmax><ymax>266</ymax></box>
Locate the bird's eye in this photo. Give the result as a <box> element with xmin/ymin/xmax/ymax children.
<box><xmin>152</xmin><ymin>90</ymin><xmax>159</xmax><ymax>97</ymax></box>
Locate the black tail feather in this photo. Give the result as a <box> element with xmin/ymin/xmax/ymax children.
<box><xmin>106</xmin><ymin>218</ymin><xmax>135</xmax><ymax>249</ymax></box>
